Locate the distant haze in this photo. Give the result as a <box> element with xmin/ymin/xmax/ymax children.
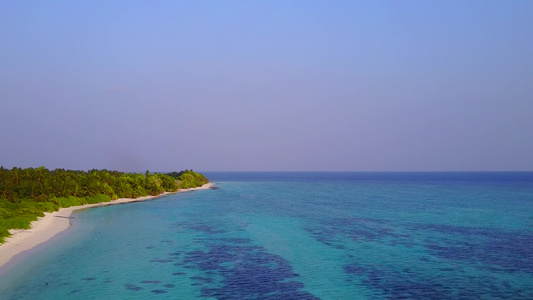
<box><xmin>1</xmin><ymin>1</ymin><xmax>532</xmax><ymax>172</ymax></box>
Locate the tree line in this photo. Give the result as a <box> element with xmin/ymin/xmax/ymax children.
<box><xmin>0</xmin><ymin>167</ymin><xmax>209</xmax><ymax>243</ymax></box>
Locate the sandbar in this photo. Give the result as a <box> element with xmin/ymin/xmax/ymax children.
<box><xmin>0</xmin><ymin>183</ymin><xmax>214</xmax><ymax>269</ymax></box>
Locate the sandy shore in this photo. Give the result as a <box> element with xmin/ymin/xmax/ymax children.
<box><xmin>0</xmin><ymin>183</ymin><xmax>214</xmax><ymax>269</ymax></box>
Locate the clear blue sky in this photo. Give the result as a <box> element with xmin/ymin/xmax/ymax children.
<box><xmin>1</xmin><ymin>1</ymin><xmax>532</xmax><ymax>172</ymax></box>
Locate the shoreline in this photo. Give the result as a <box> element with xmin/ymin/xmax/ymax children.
<box><xmin>0</xmin><ymin>183</ymin><xmax>214</xmax><ymax>269</ymax></box>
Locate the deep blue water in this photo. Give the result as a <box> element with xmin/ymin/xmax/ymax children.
<box><xmin>1</xmin><ymin>172</ymin><xmax>532</xmax><ymax>299</ymax></box>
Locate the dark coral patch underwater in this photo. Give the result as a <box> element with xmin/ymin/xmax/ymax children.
<box><xmin>164</xmin><ymin>228</ymin><xmax>319</xmax><ymax>299</ymax></box>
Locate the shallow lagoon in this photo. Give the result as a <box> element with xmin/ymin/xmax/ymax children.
<box><xmin>1</xmin><ymin>172</ymin><xmax>532</xmax><ymax>299</ymax></box>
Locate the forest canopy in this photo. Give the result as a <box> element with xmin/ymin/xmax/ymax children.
<box><xmin>0</xmin><ymin>167</ymin><xmax>209</xmax><ymax>243</ymax></box>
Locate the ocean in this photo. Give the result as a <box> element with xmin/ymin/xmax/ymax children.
<box><xmin>0</xmin><ymin>172</ymin><xmax>532</xmax><ymax>299</ymax></box>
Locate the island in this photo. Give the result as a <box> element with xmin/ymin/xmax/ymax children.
<box><xmin>0</xmin><ymin>167</ymin><xmax>210</xmax><ymax>244</ymax></box>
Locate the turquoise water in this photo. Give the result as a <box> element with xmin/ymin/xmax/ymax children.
<box><xmin>1</xmin><ymin>172</ymin><xmax>532</xmax><ymax>299</ymax></box>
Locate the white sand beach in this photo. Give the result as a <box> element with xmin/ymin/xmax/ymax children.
<box><xmin>0</xmin><ymin>183</ymin><xmax>213</xmax><ymax>269</ymax></box>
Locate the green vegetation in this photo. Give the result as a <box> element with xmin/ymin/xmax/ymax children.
<box><xmin>166</xmin><ymin>169</ymin><xmax>209</xmax><ymax>189</ymax></box>
<box><xmin>0</xmin><ymin>167</ymin><xmax>209</xmax><ymax>243</ymax></box>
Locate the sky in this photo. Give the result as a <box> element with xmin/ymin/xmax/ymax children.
<box><xmin>1</xmin><ymin>1</ymin><xmax>532</xmax><ymax>172</ymax></box>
